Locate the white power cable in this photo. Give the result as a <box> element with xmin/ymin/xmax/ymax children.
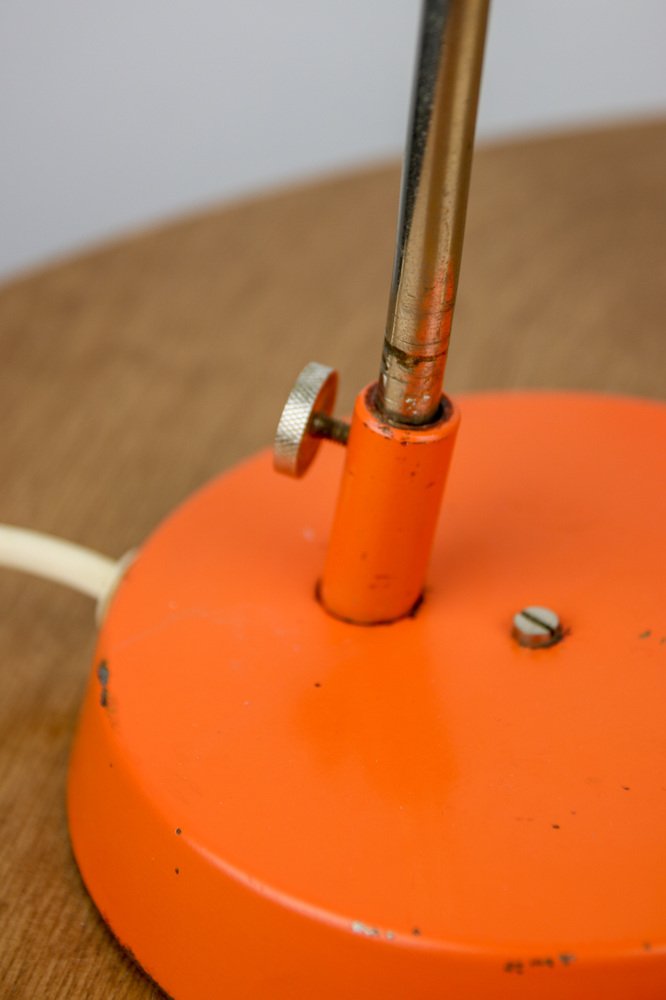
<box><xmin>0</xmin><ymin>524</ymin><xmax>134</xmax><ymax>624</ymax></box>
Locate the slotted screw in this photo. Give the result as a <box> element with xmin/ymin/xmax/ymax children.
<box><xmin>512</xmin><ymin>606</ymin><xmax>564</xmax><ymax>649</ymax></box>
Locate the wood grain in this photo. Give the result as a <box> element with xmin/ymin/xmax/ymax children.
<box><xmin>1</xmin><ymin>121</ymin><xmax>664</xmax><ymax>998</ymax></box>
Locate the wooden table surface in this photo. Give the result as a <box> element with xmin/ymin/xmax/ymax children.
<box><xmin>1</xmin><ymin>120</ymin><xmax>664</xmax><ymax>998</ymax></box>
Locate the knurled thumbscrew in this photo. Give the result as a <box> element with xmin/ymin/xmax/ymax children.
<box><xmin>274</xmin><ymin>362</ymin><xmax>350</xmax><ymax>478</ymax></box>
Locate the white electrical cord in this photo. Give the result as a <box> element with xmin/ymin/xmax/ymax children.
<box><xmin>0</xmin><ymin>524</ymin><xmax>134</xmax><ymax>624</ymax></box>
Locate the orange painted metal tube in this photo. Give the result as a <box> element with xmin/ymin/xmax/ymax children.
<box><xmin>320</xmin><ymin>384</ymin><xmax>460</xmax><ymax>624</ymax></box>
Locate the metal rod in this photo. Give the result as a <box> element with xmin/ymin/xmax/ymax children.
<box><xmin>377</xmin><ymin>0</ymin><xmax>490</xmax><ymax>425</ymax></box>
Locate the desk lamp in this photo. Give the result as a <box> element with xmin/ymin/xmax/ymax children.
<box><xmin>67</xmin><ymin>1</ymin><xmax>666</xmax><ymax>997</ymax></box>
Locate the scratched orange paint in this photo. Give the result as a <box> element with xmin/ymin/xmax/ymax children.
<box><xmin>69</xmin><ymin>392</ymin><xmax>666</xmax><ymax>999</ymax></box>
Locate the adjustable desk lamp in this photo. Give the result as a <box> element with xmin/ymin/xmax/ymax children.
<box><xmin>67</xmin><ymin>2</ymin><xmax>666</xmax><ymax>997</ymax></box>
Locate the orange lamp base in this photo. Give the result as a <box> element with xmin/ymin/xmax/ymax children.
<box><xmin>68</xmin><ymin>392</ymin><xmax>666</xmax><ymax>1000</ymax></box>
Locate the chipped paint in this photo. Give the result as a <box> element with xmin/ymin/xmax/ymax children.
<box><xmin>96</xmin><ymin>660</ymin><xmax>110</xmax><ymax>708</ymax></box>
<box><xmin>350</xmin><ymin>921</ymin><xmax>395</xmax><ymax>942</ymax></box>
<box><xmin>504</xmin><ymin>954</ymin><xmax>575</xmax><ymax>974</ymax></box>
<box><xmin>351</xmin><ymin>921</ymin><xmax>380</xmax><ymax>938</ymax></box>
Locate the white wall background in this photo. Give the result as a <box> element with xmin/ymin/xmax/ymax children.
<box><xmin>1</xmin><ymin>0</ymin><xmax>665</xmax><ymax>282</ymax></box>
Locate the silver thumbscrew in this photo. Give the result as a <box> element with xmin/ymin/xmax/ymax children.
<box><xmin>274</xmin><ymin>362</ymin><xmax>349</xmax><ymax>478</ymax></box>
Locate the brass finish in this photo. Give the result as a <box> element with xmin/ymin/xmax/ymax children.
<box><xmin>378</xmin><ymin>0</ymin><xmax>490</xmax><ymax>425</ymax></box>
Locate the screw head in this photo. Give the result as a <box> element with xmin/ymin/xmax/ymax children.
<box><xmin>274</xmin><ymin>362</ymin><xmax>338</xmax><ymax>477</ymax></box>
<box><xmin>512</xmin><ymin>606</ymin><xmax>563</xmax><ymax>649</ymax></box>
